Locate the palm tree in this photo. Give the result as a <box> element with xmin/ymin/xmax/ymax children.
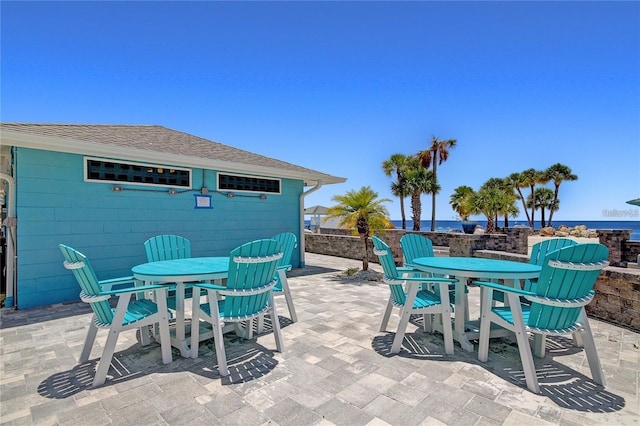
<box><xmin>450</xmin><ymin>185</ymin><xmax>475</xmax><ymax>221</ymax></box>
<box><xmin>508</xmin><ymin>172</ymin><xmax>532</xmax><ymax>226</ymax></box>
<box><xmin>325</xmin><ymin>186</ymin><xmax>392</xmax><ymax>271</ymax></box>
<box><xmin>382</xmin><ymin>154</ymin><xmax>411</xmax><ymax>230</ymax></box>
<box><xmin>520</xmin><ymin>168</ymin><xmax>546</xmax><ymax>228</ymax></box>
<box><xmin>527</xmin><ymin>187</ymin><xmax>556</xmax><ymax>228</ymax></box>
<box><xmin>544</xmin><ymin>163</ymin><xmax>577</xmax><ymax>226</ymax></box>
<box><xmin>481</xmin><ymin>177</ymin><xmax>519</xmax><ymax>228</ymax></box>
<box><xmin>469</xmin><ymin>187</ymin><xmax>503</xmax><ymax>234</ymax></box>
<box><xmin>403</xmin><ymin>157</ymin><xmax>440</xmax><ymax>231</ymax></box>
<box><xmin>417</xmin><ymin>136</ymin><xmax>457</xmax><ymax>231</ymax></box>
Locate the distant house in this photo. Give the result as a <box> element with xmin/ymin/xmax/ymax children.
<box><xmin>0</xmin><ymin>123</ymin><xmax>345</xmax><ymax>309</ymax></box>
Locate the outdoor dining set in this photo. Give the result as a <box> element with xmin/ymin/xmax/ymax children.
<box><xmin>59</xmin><ymin>233</ymin><xmax>610</xmax><ymax>395</ymax></box>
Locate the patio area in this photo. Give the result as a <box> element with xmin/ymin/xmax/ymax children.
<box><xmin>1</xmin><ymin>252</ymin><xmax>639</xmax><ymax>425</ymax></box>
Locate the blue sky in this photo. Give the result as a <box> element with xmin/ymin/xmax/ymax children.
<box><xmin>2</xmin><ymin>1</ymin><xmax>639</xmax><ymax>222</ymax></box>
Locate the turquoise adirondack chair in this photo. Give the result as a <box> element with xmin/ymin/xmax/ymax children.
<box><xmin>144</xmin><ymin>235</ymin><xmax>192</xmax><ymax>310</ymax></box>
<box><xmin>529</xmin><ymin>237</ymin><xmax>578</xmax><ymax>267</ymax></box>
<box><xmin>475</xmin><ymin>243</ymin><xmax>609</xmax><ymax>393</ymax></box>
<box><xmin>189</xmin><ymin>239</ymin><xmax>284</xmax><ymax>376</ymax></box>
<box><xmin>372</xmin><ymin>236</ymin><xmax>456</xmax><ymax>355</ymax></box>
<box><xmin>256</xmin><ymin>232</ymin><xmax>298</xmax><ymax>333</ymax></box>
<box><xmin>59</xmin><ymin>244</ymin><xmax>173</xmax><ymax>387</ymax></box>
<box><xmin>400</xmin><ymin>233</ymin><xmax>468</xmax><ymax>322</ymax></box>
<box><xmin>490</xmin><ymin>238</ymin><xmax>580</xmax><ymax>306</ymax></box>
<box><xmin>270</xmin><ymin>232</ymin><xmax>298</xmax><ymax>322</ymax></box>
<box><xmin>144</xmin><ymin>234</ymin><xmax>192</xmax><ymax>262</ymax></box>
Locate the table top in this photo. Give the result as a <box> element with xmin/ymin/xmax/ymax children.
<box><xmin>412</xmin><ymin>256</ymin><xmax>541</xmax><ymax>280</ymax></box>
<box><xmin>132</xmin><ymin>257</ymin><xmax>229</xmax><ymax>283</ymax></box>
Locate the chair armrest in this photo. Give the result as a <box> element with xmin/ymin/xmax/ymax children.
<box><xmin>190</xmin><ymin>282</ymin><xmax>227</xmax><ymax>291</ymax></box>
<box><xmin>473</xmin><ymin>280</ymin><xmax>534</xmax><ymax>297</ymax></box>
<box><xmin>100</xmin><ymin>283</ymin><xmax>169</xmax><ymax>297</ymax></box>
<box><xmin>404</xmin><ymin>276</ymin><xmax>457</xmax><ymax>284</ymax></box>
<box><xmin>98</xmin><ymin>275</ymin><xmax>139</xmax><ymax>291</ymax></box>
<box><xmin>277</xmin><ymin>264</ymin><xmax>292</xmax><ymax>272</ymax></box>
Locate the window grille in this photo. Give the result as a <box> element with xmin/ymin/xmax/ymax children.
<box><xmin>85</xmin><ymin>158</ymin><xmax>191</xmax><ymax>188</ymax></box>
<box><xmin>218</xmin><ymin>173</ymin><xmax>280</xmax><ymax>194</ymax></box>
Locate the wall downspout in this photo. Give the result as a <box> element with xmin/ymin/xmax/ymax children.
<box><xmin>1</xmin><ymin>173</ymin><xmax>16</xmax><ymax>309</ymax></box>
<box><xmin>299</xmin><ymin>180</ymin><xmax>323</xmax><ymax>267</ymax></box>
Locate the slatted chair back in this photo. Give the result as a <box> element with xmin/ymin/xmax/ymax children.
<box><xmin>222</xmin><ymin>239</ymin><xmax>283</xmax><ymax>319</ymax></box>
<box><xmin>144</xmin><ymin>235</ymin><xmax>191</xmax><ymax>262</ymax></box>
<box><xmin>529</xmin><ymin>238</ymin><xmax>577</xmax><ymax>266</ymax></box>
<box><xmin>400</xmin><ymin>233</ymin><xmax>434</xmax><ymax>267</ymax></box>
<box><xmin>372</xmin><ymin>236</ymin><xmax>405</xmax><ymax>305</ymax></box>
<box><xmin>527</xmin><ymin>243</ymin><xmax>609</xmax><ymax>332</ymax></box>
<box><xmin>59</xmin><ymin>244</ymin><xmax>114</xmax><ymax>326</ymax></box>
<box><xmin>271</xmin><ymin>232</ymin><xmax>297</xmax><ymax>290</ymax></box>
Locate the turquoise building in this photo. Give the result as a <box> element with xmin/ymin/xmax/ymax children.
<box><xmin>0</xmin><ymin>124</ymin><xmax>345</xmax><ymax>309</ymax></box>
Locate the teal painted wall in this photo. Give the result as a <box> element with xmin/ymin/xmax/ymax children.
<box><xmin>14</xmin><ymin>148</ymin><xmax>303</xmax><ymax>309</ymax></box>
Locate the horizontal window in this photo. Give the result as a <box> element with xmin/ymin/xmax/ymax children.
<box><xmin>218</xmin><ymin>173</ymin><xmax>280</xmax><ymax>194</ymax></box>
<box><xmin>85</xmin><ymin>157</ymin><xmax>191</xmax><ymax>188</ymax></box>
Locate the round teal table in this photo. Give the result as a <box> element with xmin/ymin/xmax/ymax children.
<box><xmin>412</xmin><ymin>257</ymin><xmax>541</xmax><ymax>351</ymax></box>
<box><xmin>132</xmin><ymin>257</ymin><xmax>229</xmax><ymax>357</ymax></box>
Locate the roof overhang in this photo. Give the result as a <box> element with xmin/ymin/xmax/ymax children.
<box><xmin>1</xmin><ymin>129</ymin><xmax>346</xmax><ymax>186</ymax></box>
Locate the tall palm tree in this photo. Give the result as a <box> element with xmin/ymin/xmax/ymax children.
<box><xmin>544</xmin><ymin>163</ymin><xmax>577</xmax><ymax>226</ymax></box>
<box><xmin>404</xmin><ymin>157</ymin><xmax>440</xmax><ymax>231</ymax></box>
<box><xmin>417</xmin><ymin>136</ymin><xmax>457</xmax><ymax>231</ymax></box>
<box><xmin>508</xmin><ymin>172</ymin><xmax>532</xmax><ymax>226</ymax></box>
<box><xmin>520</xmin><ymin>168</ymin><xmax>546</xmax><ymax>228</ymax></box>
<box><xmin>527</xmin><ymin>187</ymin><xmax>556</xmax><ymax>228</ymax></box>
<box><xmin>325</xmin><ymin>186</ymin><xmax>392</xmax><ymax>271</ymax></box>
<box><xmin>382</xmin><ymin>154</ymin><xmax>410</xmax><ymax>230</ymax></box>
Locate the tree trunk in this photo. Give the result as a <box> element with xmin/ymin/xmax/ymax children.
<box><xmin>411</xmin><ymin>192</ymin><xmax>421</xmax><ymax>231</ymax></box>
<box><xmin>486</xmin><ymin>217</ymin><xmax>496</xmax><ymax>234</ymax></box>
<box><xmin>430</xmin><ymin>161</ymin><xmax>437</xmax><ymax>231</ymax></box>
<box><xmin>360</xmin><ymin>233</ymin><xmax>369</xmax><ymax>271</ymax></box>
<box><xmin>548</xmin><ymin>184</ymin><xmax>560</xmax><ymax>226</ymax></box>
<box><xmin>400</xmin><ymin>196</ymin><xmax>406</xmax><ymax>230</ymax></box>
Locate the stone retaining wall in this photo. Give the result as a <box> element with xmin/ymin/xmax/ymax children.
<box><xmin>304</xmin><ymin>231</ymin><xmax>640</xmax><ymax>331</ymax></box>
<box><xmin>312</xmin><ymin>228</ymin><xmax>638</xmax><ymax>265</ymax></box>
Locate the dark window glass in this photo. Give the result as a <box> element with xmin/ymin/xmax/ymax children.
<box><xmin>86</xmin><ymin>159</ymin><xmax>190</xmax><ymax>187</ymax></box>
<box><xmin>218</xmin><ymin>174</ymin><xmax>280</xmax><ymax>193</ymax></box>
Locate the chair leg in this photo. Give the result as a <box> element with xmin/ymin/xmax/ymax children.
<box><xmin>440</xmin><ymin>309</ymin><xmax>454</xmax><ymax>355</ymax></box>
<box><xmin>93</xmin><ymin>328</ymin><xmax>119</xmax><ymax>387</ymax></box>
<box><xmin>257</xmin><ymin>315</ymin><xmax>265</xmax><ymax>334</ymax></box>
<box><xmin>380</xmin><ymin>297</ymin><xmax>394</xmax><ymax>332</ymax></box>
<box><xmin>80</xmin><ymin>318</ymin><xmax>99</xmax><ymax>363</ymax></box>
<box><xmin>533</xmin><ymin>334</ymin><xmax>547</xmax><ymax>358</ymax></box>
<box><xmin>391</xmin><ymin>306</ymin><xmax>412</xmax><ymax>354</ymax></box>
<box><xmin>212</xmin><ymin>316</ymin><xmax>228</xmax><ymax>377</ymax></box>
<box><xmin>578</xmin><ymin>309</ymin><xmax>605</xmax><ymax>386</ymax></box>
<box><xmin>190</xmin><ymin>287</ymin><xmax>202</xmax><ymax>358</ymax></box>
<box><xmin>572</xmin><ymin>331</ymin><xmax>584</xmax><ymax>348</ymax></box>
<box><xmin>422</xmin><ymin>313</ymin><xmax>433</xmax><ymax>333</ymax></box>
<box><xmin>270</xmin><ymin>293</ymin><xmax>284</xmax><ymax>352</ymax></box>
<box><xmin>507</xmin><ymin>295</ymin><xmax>539</xmax><ymax>394</ymax></box>
<box><xmin>155</xmin><ymin>289</ymin><xmax>173</xmax><ymax>364</ymax></box>
<box><xmin>279</xmin><ymin>272</ymin><xmax>298</xmax><ymax>322</ymax></box>
<box><xmin>477</xmin><ymin>288</ymin><xmax>493</xmax><ymax>363</ymax></box>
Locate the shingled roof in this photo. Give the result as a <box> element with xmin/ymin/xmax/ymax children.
<box><xmin>0</xmin><ymin>123</ymin><xmax>345</xmax><ymax>185</ymax></box>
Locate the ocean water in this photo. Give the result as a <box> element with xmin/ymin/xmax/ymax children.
<box><xmin>389</xmin><ymin>220</ymin><xmax>640</xmax><ymax>241</ymax></box>
<box><xmin>306</xmin><ymin>219</ymin><xmax>640</xmax><ymax>241</ymax></box>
